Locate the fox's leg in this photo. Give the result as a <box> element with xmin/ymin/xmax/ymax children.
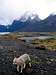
<box><xmin>21</xmin><ymin>65</ymin><xmax>24</xmax><ymax>73</ymax></box>
<box><xmin>24</xmin><ymin>63</ymin><xmax>26</xmax><ymax>68</ymax></box>
<box><xmin>28</xmin><ymin>56</ymin><xmax>31</xmax><ymax>67</ymax></box>
<box><xmin>17</xmin><ymin>65</ymin><xmax>19</xmax><ymax>72</ymax></box>
<box><xmin>28</xmin><ymin>56</ymin><xmax>31</xmax><ymax>61</ymax></box>
<box><xmin>29</xmin><ymin>62</ymin><xmax>31</xmax><ymax>67</ymax></box>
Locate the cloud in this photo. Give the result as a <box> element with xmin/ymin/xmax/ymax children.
<box><xmin>0</xmin><ymin>0</ymin><xmax>56</xmax><ymax>25</ymax></box>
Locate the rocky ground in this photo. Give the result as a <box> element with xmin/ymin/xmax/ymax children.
<box><xmin>0</xmin><ymin>39</ymin><xmax>56</xmax><ymax>75</ymax></box>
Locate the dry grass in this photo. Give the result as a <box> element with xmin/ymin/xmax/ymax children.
<box><xmin>32</xmin><ymin>38</ymin><xmax>56</xmax><ymax>51</ymax></box>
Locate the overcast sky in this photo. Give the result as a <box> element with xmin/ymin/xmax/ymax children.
<box><xmin>0</xmin><ymin>0</ymin><xmax>56</xmax><ymax>25</ymax></box>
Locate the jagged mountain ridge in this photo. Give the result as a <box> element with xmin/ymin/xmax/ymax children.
<box><xmin>0</xmin><ymin>14</ymin><xmax>56</xmax><ymax>32</ymax></box>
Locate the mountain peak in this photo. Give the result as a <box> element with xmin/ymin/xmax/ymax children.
<box><xmin>20</xmin><ymin>12</ymin><xmax>41</xmax><ymax>22</ymax></box>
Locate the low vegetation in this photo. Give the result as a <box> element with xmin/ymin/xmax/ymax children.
<box><xmin>32</xmin><ymin>38</ymin><xmax>56</xmax><ymax>51</ymax></box>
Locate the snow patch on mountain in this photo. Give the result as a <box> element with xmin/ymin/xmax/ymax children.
<box><xmin>20</xmin><ymin>12</ymin><xmax>41</xmax><ymax>22</ymax></box>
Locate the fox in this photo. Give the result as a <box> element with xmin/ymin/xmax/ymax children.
<box><xmin>13</xmin><ymin>54</ymin><xmax>31</xmax><ymax>73</ymax></box>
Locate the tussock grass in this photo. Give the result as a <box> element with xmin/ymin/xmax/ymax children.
<box><xmin>32</xmin><ymin>38</ymin><xmax>56</xmax><ymax>51</ymax></box>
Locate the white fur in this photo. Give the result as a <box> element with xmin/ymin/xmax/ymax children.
<box><xmin>13</xmin><ymin>54</ymin><xmax>31</xmax><ymax>73</ymax></box>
